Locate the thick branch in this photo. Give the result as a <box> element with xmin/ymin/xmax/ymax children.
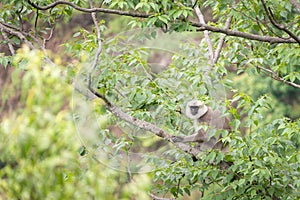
<box><xmin>261</xmin><ymin>0</ymin><xmax>300</xmax><ymax>45</ymax></box>
<box><xmin>77</xmin><ymin>84</ymin><xmax>201</xmax><ymax>157</ymax></box>
<box><xmin>27</xmin><ymin>0</ymin><xmax>149</xmax><ymax>18</ymax></box>
<box><xmin>108</xmin><ymin>103</ymin><xmax>201</xmax><ymax>157</ymax></box>
<box><xmin>192</xmin><ymin>22</ymin><xmax>297</xmax><ymax>44</ymax></box>
<box><xmin>84</xmin><ymin>88</ymin><xmax>201</xmax><ymax>157</ymax></box>
<box><xmin>26</xmin><ymin>0</ymin><xmax>298</xmax><ymax>44</ymax></box>
<box><xmin>256</xmin><ymin>65</ymin><xmax>300</xmax><ymax>89</ymax></box>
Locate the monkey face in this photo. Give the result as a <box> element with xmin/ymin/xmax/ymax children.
<box><xmin>190</xmin><ymin>106</ymin><xmax>200</xmax><ymax>116</ymax></box>
<box><xmin>186</xmin><ymin>100</ymin><xmax>208</xmax><ymax>120</ymax></box>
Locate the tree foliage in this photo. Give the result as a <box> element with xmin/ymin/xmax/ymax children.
<box><xmin>0</xmin><ymin>0</ymin><xmax>299</xmax><ymax>199</ymax></box>
<box><xmin>0</xmin><ymin>48</ymin><xmax>151</xmax><ymax>199</ymax></box>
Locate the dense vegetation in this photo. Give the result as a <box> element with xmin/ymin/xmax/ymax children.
<box><xmin>0</xmin><ymin>0</ymin><xmax>299</xmax><ymax>199</ymax></box>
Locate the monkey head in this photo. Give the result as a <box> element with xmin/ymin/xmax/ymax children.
<box><xmin>186</xmin><ymin>100</ymin><xmax>208</xmax><ymax>120</ymax></box>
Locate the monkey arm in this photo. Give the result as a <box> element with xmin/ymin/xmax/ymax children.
<box><xmin>172</xmin><ymin>129</ymin><xmax>208</xmax><ymax>143</ymax></box>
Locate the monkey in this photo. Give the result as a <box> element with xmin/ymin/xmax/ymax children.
<box><xmin>173</xmin><ymin>100</ymin><xmax>230</xmax><ymax>152</ymax></box>
<box><xmin>185</xmin><ymin>100</ymin><xmax>208</xmax><ymax>131</ymax></box>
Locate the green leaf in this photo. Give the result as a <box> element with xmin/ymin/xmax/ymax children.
<box><xmin>239</xmin><ymin>179</ymin><xmax>245</xmax><ymax>185</ymax></box>
<box><xmin>184</xmin><ymin>187</ymin><xmax>191</xmax><ymax>196</ymax></box>
<box><xmin>207</xmin><ymin>151</ymin><xmax>217</xmax><ymax>163</ymax></box>
<box><xmin>158</xmin><ymin>15</ymin><xmax>169</xmax><ymax>24</ymax></box>
<box><xmin>135</xmin><ymin>2</ymin><xmax>144</xmax><ymax>10</ymax></box>
<box><xmin>147</xmin><ymin>16</ymin><xmax>158</xmax><ymax>26</ymax></box>
<box><xmin>73</xmin><ymin>32</ymin><xmax>81</xmax><ymax>37</ymax></box>
<box><xmin>182</xmin><ymin>10</ymin><xmax>188</xmax><ymax>18</ymax></box>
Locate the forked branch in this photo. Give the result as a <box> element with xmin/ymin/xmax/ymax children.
<box><xmin>0</xmin><ymin>28</ymin><xmax>15</xmax><ymax>55</ymax></box>
<box><xmin>192</xmin><ymin>0</ymin><xmax>214</xmax><ymax>63</ymax></box>
<box><xmin>261</xmin><ymin>0</ymin><xmax>300</xmax><ymax>45</ymax></box>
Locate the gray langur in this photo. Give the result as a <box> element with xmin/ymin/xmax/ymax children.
<box><xmin>185</xmin><ymin>100</ymin><xmax>208</xmax><ymax>131</ymax></box>
<box><xmin>174</xmin><ymin>100</ymin><xmax>230</xmax><ymax>152</ymax></box>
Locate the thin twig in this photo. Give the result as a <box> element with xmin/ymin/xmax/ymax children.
<box><xmin>43</xmin><ymin>8</ymin><xmax>58</xmax><ymax>47</ymax></box>
<box><xmin>255</xmin><ymin>17</ymin><xmax>267</xmax><ymax>35</ymax></box>
<box><xmin>34</xmin><ymin>7</ymin><xmax>39</xmax><ymax>37</ymax></box>
<box><xmin>0</xmin><ymin>28</ymin><xmax>15</xmax><ymax>55</ymax></box>
<box><xmin>239</xmin><ymin>2</ymin><xmax>291</xmax><ymax>39</ymax></box>
<box><xmin>176</xmin><ymin>177</ymin><xmax>182</xmax><ymax>197</ymax></box>
<box><xmin>43</xmin><ymin>23</ymin><xmax>55</xmax><ymax>47</ymax></box>
<box><xmin>234</xmin><ymin>5</ymin><xmax>266</xmax><ymax>36</ymax></box>
<box><xmin>256</xmin><ymin>65</ymin><xmax>300</xmax><ymax>89</ymax></box>
<box><xmin>16</xmin><ymin>5</ymin><xmax>24</xmax><ymax>31</ymax></box>
<box><xmin>126</xmin><ymin>151</ymin><xmax>132</xmax><ymax>181</ymax></box>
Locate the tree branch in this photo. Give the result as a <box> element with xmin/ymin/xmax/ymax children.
<box><xmin>87</xmin><ymin>0</ymin><xmax>103</xmax><ymax>88</ymax></box>
<box><xmin>0</xmin><ymin>21</ymin><xmax>55</xmax><ymax>65</ymax></box>
<box><xmin>26</xmin><ymin>0</ymin><xmax>298</xmax><ymax>44</ymax></box>
<box><xmin>16</xmin><ymin>5</ymin><xmax>24</xmax><ymax>31</ymax></box>
<box><xmin>43</xmin><ymin>23</ymin><xmax>55</xmax><ymax>47</ymax></box>
<box><xmin>261</xmin><ymin>0</ymin><xmax>300</xmax><ymax>45</ymax></box>
<box><xmin>0</xmin><ymin>28</ymin><xmax>15</xmax><ymax>55</ymax></box>
<box><xmin>192</xmin><ymin>0</ymin><xmax>214</xmax><ymax>63</ymax></box>
<box><xmin>213</xmin><ymin>17</ymin><xmax>232</xmax><ymax>64</ymax></box>
<box><xmin>256</xmin><ymin>65</ymin><xmax>300</xmax><ymax>89</ymax></box>
<box><xmin>192</xmin><ymin>21</ymin><xmax>297</xmax><ymax>44</ymax></box>
<box><xmin>149</xmin><ymin>193</ymin><xmax>175</xmax><ymax>200</ymax></box>
<box><xmin>78</xmin><ymin>86</ymin><xmax>201</xmax><ymax>158</ymax></box>
<box><xmin>27</xmin><ymin>0</ymin><xmax>149</xmax><ymax>18</ymax></box>
<box><xmin>290</xmin><ymin>0</ymin><xmax>300</xmax><ymax>13</ymax></box>
<box><xmin>81</xmin><ymin>0</ymin><xmax>202</xmax><ymax>160</ymax></box>
<box><xmin>0</xmin><ymin>22</ymin><xmax>35</xmax><ymax>50</ymax></box>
